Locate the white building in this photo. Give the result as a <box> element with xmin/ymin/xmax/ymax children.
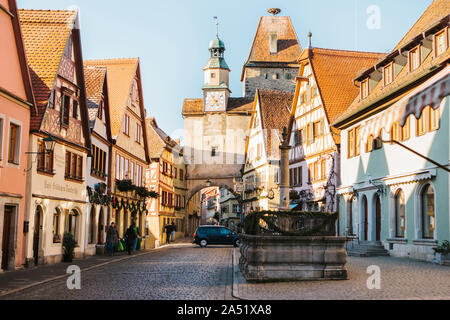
<box><xmin>332</xmin><ymin>0</ymin><xmax>450</xmax><ymax>261</ymax></box>
<box><xmin>84</xmin><ymin>66</ymin><xmax>112</xmax><ymax>256</ymax></box>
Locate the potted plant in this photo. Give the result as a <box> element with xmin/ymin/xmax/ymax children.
<box><xmin>433</xmin><ymin>240</ymin><xmax>450</xmax><ymax>265</ymax></box>
<box><xmin>63</xmin><ymin>232</ymin><xmax>76</xmax><ymax>262</ymax></box>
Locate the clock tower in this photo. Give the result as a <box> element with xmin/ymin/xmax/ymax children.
<box><xmin>203</xmin><ymin>24</ymin><xmax>231</xmax><ymax>112</ymax></box>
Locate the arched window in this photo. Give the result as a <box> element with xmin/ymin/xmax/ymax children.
<box><xmin>421</xmin><ymin>184</ymin><xmax>435</xmax><ymax>239</ymax></box>
<box><xmin>65</xmin><ymin>209</ymin><xmax>79</xmax><ymax>243</ymax></box>
<box><xmin>395</xmin><ymin>189</ymin><xmax>405</xmax><ymax>238</ymax></box>
<box><xmin>53</xmin><ymin>208</ymin><xmax>61</xmax><ymax>243</ymax></box>
<box><xmin>88</xmin><ymin>207</ymin><xmax>95</xmax><ymax>244</ymax></box>
<box><xmin>347</xmin><ymin>199</ymin><xmax>353</xmax><ymax>235</ymax></box>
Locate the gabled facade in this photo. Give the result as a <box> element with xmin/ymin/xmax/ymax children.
<box><xmin>145</xmin><ymin>118</ymin><xmax>186</xmax><ymax>247</ymax></box>
<box><xmin>83</xmin><ymin>65</ymin><xmax>112</xmax><ymax>256</ymax></box>
<box><xmin>243</xmin><ymin>89</ymin><xmax>292</xmax><ymax>213</ymax></box>
<box><xmin>84</xmin><ymin>58</ymin><xmax>150</xmax><ymax>240</ymax></box>
<box><xmin>288</xmin><ymin>48</ymin><xmax>383</xmax><ymax>213</ymax></box>
<box><xmin>19</xmin><ymin>9</ymin><xmax>92</xmax><ymax>266</ymax></box>
<box><xmin>332</xmin><ymin>0</ymin><xmax>450</xmax><ymax>261</ymax></box>
<box><xmin>241</xmin><ymin>13</ymin><xmax>302</xmax><ymax>99</ymax></box>
<box><xmin>219</xmin><ymin>188</ymin><xmax>240</xmax><ymax>230</ymax></box>
<box><xmin>0</xmin><ymin>0</ymin><xmax>35</xmax><ymax>271</ymax></box>
<box><xmin>200</xmin><ymin>187</ymin><xmax>220</xmax><ymax>225</ymax></box>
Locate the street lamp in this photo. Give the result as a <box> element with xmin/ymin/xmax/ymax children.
<box><xmin>26</xmin><ymin>135</ymin><xmax>56</xmax><ymax>155</ymax></box>
<box><xmin>205</xmin><ymin>178</ymin><xmax>212</xmax><ymax>187</ymax></box>
<box><xmin>42</xmin><ymin>136</ymin><xmax>56</xmax><ymax>154</ymax></box>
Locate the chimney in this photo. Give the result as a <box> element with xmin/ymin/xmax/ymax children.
<box><xmin>270</xmin><ymin>33</ymin><xmax>277</xmax><ymax>55</ymax></box>
<box><xmin>307</xmin><ymin>32</ymin><xmax>312</xmax><ymax>49</ymax></box>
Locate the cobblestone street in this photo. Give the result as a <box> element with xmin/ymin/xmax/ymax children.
<box><xmin>1</xmin><ymin>244</ymin><xmax>449</xmax><ymax>300</ymax></box>
<box><xmin>233</xmin><ymin>249</ymin><xmax>450</xmax><ymax>300</ymax></box>
<box><xmin>1</xmin><ymin>245</ymin><xmax>233</xmax><ymax>300</ymax></box>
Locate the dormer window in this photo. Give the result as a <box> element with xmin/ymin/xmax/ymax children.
<box><xmin>383</xmin><ymin>63</ymin><xmax>393</xmax><ymax>86</ymax></box>
<box><xmin>98</xmin><ymin>100</ymin><xmax>103</xmax><ymax>120</ymax></box>
<box><xmin>409</xmin><ymin>46</ymin><xmax>421</xmax><ymax>71</ymax></box>
<box><xmin>361</xmin><ymin>78</ymin><xmax>369</xmax><ymax>100</ymax></box>
<box><xmin>269</xmin><ymin>33</ymin><xmax>277</xmax><ymax>55</ymax></box>
<box><xmin>435</xmin><ymin>29</ymin><xmax>448</xmax><ymax>56</ymax></box>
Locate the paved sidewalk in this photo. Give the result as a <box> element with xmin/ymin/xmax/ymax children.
<box><xmin>232</xmin><ymin>248</ymin><xmax>450</xmax><ymax>300</ymax></box>
<box><xmin>0</xmin><ymin>237</ymin><xmax>192</xmax><ymax>297</ymax></box>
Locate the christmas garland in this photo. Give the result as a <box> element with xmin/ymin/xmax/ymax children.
<box><xmin>87</xmin><ymin>186</ymin><xmax>112</xmax><ymax>206</ymax></box>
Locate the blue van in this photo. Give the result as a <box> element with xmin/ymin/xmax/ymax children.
<box><xmin>193</xmin><ymin>225</ymin><xmax>240</xmax><ymax>248</ymax></box>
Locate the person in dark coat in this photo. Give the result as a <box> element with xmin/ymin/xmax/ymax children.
<box><xmin>164</xmin><ymin>223</ymin><xmax>172</xmax><ymax>244</ymax></box>
<box><xmin>124</xmin><ymin>224</ymin><xmax>137</xmax><ymax>255</ymax></box>
<box><xmin>106</xmin><ymin>222</ymin><xmax>119</xmax><ymax>256</ymax></box>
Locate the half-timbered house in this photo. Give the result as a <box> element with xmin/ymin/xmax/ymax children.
<box><xmin>84</xmin><ymin>58</ymin><xmax>150</xmax><ymax>241</ymax></box>
<box><xmin>288</xmin><ymin>47</ymin><xmax>383</xmax><ymax>213</ymax></box>
<box><xmin>20</xmin><ymin>9</ymin><xmax>92</xmax><ymax>265</ymax></box>
<box><xmin>83</xmin><ymin>65</ymin><xmax>112</xmax><ymax>256</ymax></box>
<box><xmin>243</xmin><ymin>89</ymin><xmax>292</xmax><ymax>213</ymax></box>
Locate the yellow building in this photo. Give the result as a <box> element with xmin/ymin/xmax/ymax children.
<box><xmin>146</xmin><ymin>118</ymin><xmax>186</xmax><ymax>247</ymax></box>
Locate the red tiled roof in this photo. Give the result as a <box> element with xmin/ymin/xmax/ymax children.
<box><xmin>257</xmin><ymin>89</ymin><xmax>293</xmax><ymax>153</ymax></box>
<box><xmin>182</xmin><ymin>97</ymin><xmax>253</xmax><ymax>115</ymax></box>
<box><xmin>333</xmin><ymin>0</ymin><xmax>450</xmax><ymax>126</ymax></box>
<box><xmin>84</xmin><ymin>65</ymin><xmax>106</xmax><ymax>122</ymax></box>
<box><xmin>84</xmin><ymin>58</ymin><xmax>139</xmax><ymax>137</ymax></box>
<box><xmin>18</xmin><ymin>9</ymin><xmax>77</xmax><ymax>130</ymax></box>
<box><xmin>394</xmin><ymin>0</ymin><xmax>450</xmax><ymax>51</ymax></box>
<box><xmin>245</xmin><ymin>16</ymin><xmax>302</xmax><ymax>64</ymax></box>
<box><xmin>306</xmin><ymin>48</ymin><xmax>384</xmax><ymax>125</ymax></box>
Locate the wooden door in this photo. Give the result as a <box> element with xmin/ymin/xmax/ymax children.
<box><xmin>97</xmin><ymin>209</ymin><xmax>104</xmax><ymax>244</ymax></box>
<box><xmin>1</xmin><ymin>206</ymin><xmax>12</xmax><ymax>270</ymax></box>
<box><xmin>376</xmin><ymin>196</ymin><xmax>381</xmax><ymax>241</ymax></box>
<box><xmin>363</xmin><ymin>196</ymin><xmax>368</xmax><ymax>241</ymax></box>
<box><xmin>33</xmin><ymin>207</ymin><xmax>41</xmax><ymax>265</ymax></box>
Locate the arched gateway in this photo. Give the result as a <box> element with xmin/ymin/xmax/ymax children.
<box><xmin>185</xmin><ymin>178</ymin><xmax>242</xmax><ymax>205</ymax></box>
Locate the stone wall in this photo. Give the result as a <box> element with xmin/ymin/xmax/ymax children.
<box><xmin>243</xmin><ymin>67</ymin><xmax>298</xmax><ymax>98</ymax></box>
<box><xmin>239</xmin><ymin>234</ymin><xmax>348</xmax><ymax>282</ymax></box>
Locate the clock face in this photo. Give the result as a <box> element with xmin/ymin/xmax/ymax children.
<box><xmin>206</xmin><ymin>91</ymin><xmax>225</xmax><ymax>110</ymax></box>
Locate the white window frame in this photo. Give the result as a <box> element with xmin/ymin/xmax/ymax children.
<box><xmin>7</xmin><ymin>118</ymin><xmax>23</xmax><ymax>167</ymax></box>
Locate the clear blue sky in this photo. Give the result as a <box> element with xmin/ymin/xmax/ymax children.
<box><xmin>18</xmin><ymin>0</ymin><xmax>432</xmax><ymax>140</ymax></box>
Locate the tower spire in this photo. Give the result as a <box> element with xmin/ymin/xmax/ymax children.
<box><xmin>213</xmin><ymin>16</ymin><xmax>218</xmax><ymax>37</ymax></box>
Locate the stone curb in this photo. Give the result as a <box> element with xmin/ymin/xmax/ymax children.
<box><xmin>0</xmin><ymin>241</ymin><xmax>192</xmax><ymax>298</ymax></box>
<box><xmin>231</xmin><ymin>248</ymin><xmax>249</xmax><ymax>300</ymax></box>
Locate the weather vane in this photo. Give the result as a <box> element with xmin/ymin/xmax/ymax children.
<box><xmin>213</xmin><ymin>16</ymin><xmax>219</xmax><ymax>36</ymax></box>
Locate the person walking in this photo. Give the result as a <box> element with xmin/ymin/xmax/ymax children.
<box><xmin>132</xmin><ymin>224</ymin><xmax>140</xmax><ymax>251</ymax></box>
<box><xmin>170</xmin><ymin>222</ymin><xmax>176</xmax><ymax>242</ymax></box>
<box><xmin>124</xmin><ymin>224</ymin><xmax>137</xmax><ymax>255</ymax></box>
<box><xmin>106</xmin><ymin>222</ymin><xmax>119</xmax><ymax>256</ymax></box>
<box><xmin>164</xmin><ymin>223</ymin><xmax>171</xmax><ymax>244</ymax></box>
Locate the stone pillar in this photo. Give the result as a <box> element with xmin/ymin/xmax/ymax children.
<box><xmin>279</xmin><ymin>143</ymin><xmax>291</xmax><ymax>211</ymax></box>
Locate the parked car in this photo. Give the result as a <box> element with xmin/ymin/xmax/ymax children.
<box><xmin>193</xmin><ymin>225</ymin><xmax>240</xmax><ymax>248</ymax></box>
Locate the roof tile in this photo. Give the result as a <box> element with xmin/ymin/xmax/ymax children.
<box><xmin>18</xmin><ymin>9</ymin><xmax>77</xmax><ymax>130</ymax></box>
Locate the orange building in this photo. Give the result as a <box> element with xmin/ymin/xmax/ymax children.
<box><xmin>0</xmin><ymin>0</ymin><xmax>35</xmax><ymax>271</ymax></box>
